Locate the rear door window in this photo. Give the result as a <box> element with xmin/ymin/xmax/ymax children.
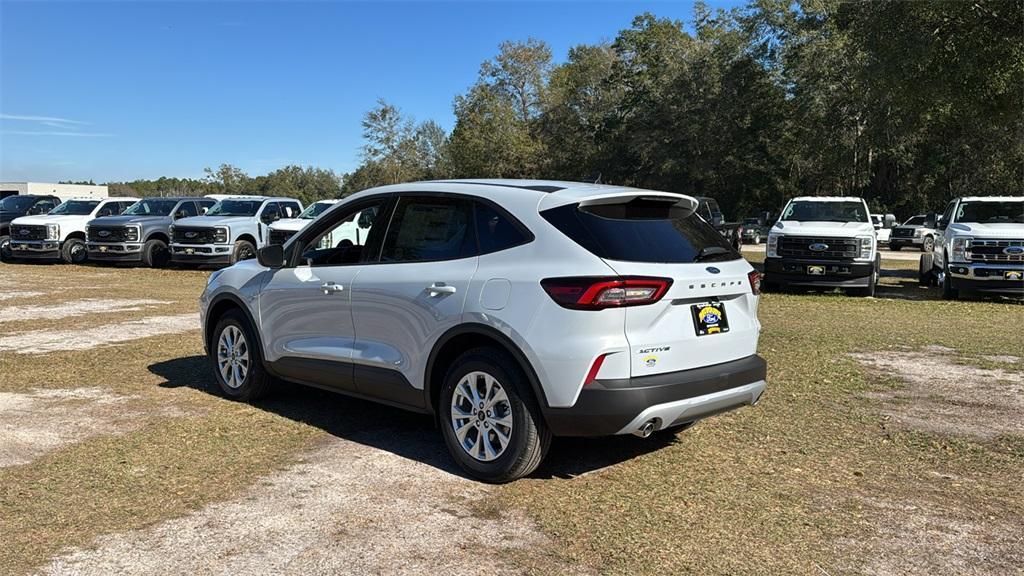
<box><xmin>380</xmin><ymin>196</ymin><xmax>475</xmax><ymax>263</ymax></box>
<box><xmin>541</xmin><ymin>197</ymin><xmax>739</xmax><ymax>263</ymax></box>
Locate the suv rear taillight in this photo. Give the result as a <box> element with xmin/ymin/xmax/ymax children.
<box><xmin>748</xmin><ymin>270</ymin><xmax>762</xmax><ymax>295</ymax></box>
<box><xmin>541</xmin><ymin>277</ymin><xmax>672</xmax><ymax>310</ymax></box>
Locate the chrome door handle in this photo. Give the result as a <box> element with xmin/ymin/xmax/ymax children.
<box><xmin>427</xmin><ymin>283</ymin><xmax>457</xmax><ymax>296</ymax></box>
<box><xmin>321</xmin><ymin>282</ymin><xmax>344</xmax><ymax>294</ymax></box>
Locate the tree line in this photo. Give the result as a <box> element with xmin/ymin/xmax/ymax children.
<box><xmin>106</xmin><ymin>0</ymin><xmax>1022</xmax><ymax>219</ymax></box>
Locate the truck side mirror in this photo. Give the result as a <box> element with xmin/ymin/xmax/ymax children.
<box><xmin>711</xmin><ymin>214</ymin><xmax>723</xmax><ymax>227</ymax></box>
<box><xmin>257</xmin><ymin>244</ymin><xmax>285</xmax><ymax>269</ymax></box>
<box><xmin>884</xmin><ymin>214</ymin><xmax>896</xmax><ymax>228</ymax></box>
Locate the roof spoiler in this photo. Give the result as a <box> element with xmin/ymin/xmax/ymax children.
<box><xmin>577</xmin><ymin>192</ymin><xmax>699</xmax><ymax>217</ymax></box>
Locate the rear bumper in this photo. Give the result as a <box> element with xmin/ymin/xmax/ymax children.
<box><xmin>88</xmin><ymin>242</ymin><xmax>143</xmax><ymax>262</ymax></box>
<box><xmin>10</xmin><ymin>240</ymin><xmax>61</xmax><ymax>259</ymax></box>
<box><xmin>765</xmin><ymin>257</ymin><xmax>874</xmax><ymax>287</ymax></box>
<box><xmin>543</xmin><ymin>354</ymin><xmax>767</xmax><ymax>437</ymax></box>
<box><xmin>948</xmin><ymin>263</ymin><xmax>1024</xmax><ymax>295</ymax></box>
<box><xmin>170</xmin><ymin>243</ymin><xmax>233</xmax><ymax>264</ymax></box>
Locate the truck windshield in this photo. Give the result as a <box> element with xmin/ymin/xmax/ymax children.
<box><xmin>49</xmin><ymin>200</ymin><xmax>100</xmax><ymax>216</ymax></box>
<box><xmin>541</xmin><ymin>197</ymin><xmax>740</xmax><ymax>263</ymax></box>
<box><xmin>957</xmin><ymin>201</ymin><xmax>1024</xmax><ymax>224</ymax></box>
<box><xmin>782</xmin><ymin>201</ymin><xmax>868</xmax><ymax>223</ymax></box>
<box><xmin>299</xmin><ymin>202</ymin><xmax>333</xmax><ymax>220</ymax></box>
<box><xmin>0</xmin><ymin>196</ymin><xmax>38</xmax><ymax>212</ymax></box>
<box><xmin>904</xmin><ymin>216</ymin><xmax>926</xmax><ymax>225</ymax></box>
<box><xmin>206</xmin><ymin>199</ymin><xmax>262</xmax><ymax>217</ymax></box>
<box><xmin>123</xmin><ymin>199</ymin><xmax>179</xmax><ymax>216</ymax></box>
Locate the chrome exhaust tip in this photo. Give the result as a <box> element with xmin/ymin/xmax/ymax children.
<box><xmin>634</xmin><ymin>420</ymin><xmax>657</xmax><ymax>438</ymax></box>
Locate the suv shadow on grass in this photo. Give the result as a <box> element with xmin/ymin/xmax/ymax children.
<box><xmin>149</xmin><ymin>355</ymin><xmax>677</xmax><ymax>481</ymax></box>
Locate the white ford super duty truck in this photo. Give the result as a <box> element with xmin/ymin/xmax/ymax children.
<box><xmin>8</xmin><ymin>197</ymin><xmax>138</xmax><ymax>263</ymax></box>
<box><xmin>169</xmin><ymin>196</ymin><xmax>303</xmax><ymax>266</ymax></box>
<box><xmin>920</xmin><ymin>196</ymin><xmax>1023</xmax><ymax>299</ymax></box>
<box><xmin>765</xmin><ymin>196</ymin><xmax>880</xmax><ymax>296</ymax></box>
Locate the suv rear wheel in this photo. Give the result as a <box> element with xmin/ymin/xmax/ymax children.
<box><xmin>210</xmin><ymin>309</ymin><xmax>274</xmax><ymax>401</ymax></box>
<box><xmin>440</xmin><ymin>348</ymin><xmax>550</xmax><ymax>483</ymax></box>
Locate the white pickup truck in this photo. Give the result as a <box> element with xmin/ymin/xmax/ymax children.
<box><xmin>268</xmin><ymin>200</ymin><xmax>339</xmax><ymax>245</ymax></box>
<box><xmin>765</xmin><ymin>196</ymin><xmax>880</xmax><ymax>296</ymax></box>
<box><xmin>169</xmin><ymin>196</ymin><xmax>303</xmax><ymax>266</ymax></box>
<box><xmin>8</xmin><ymin>197</ymin><xmax>139</xmax><ymax>263</ymax></box>
<box><xmin>921</xmin><ymin>196</ymin><xmax>1024</xmax><ymax>299</ymax></box>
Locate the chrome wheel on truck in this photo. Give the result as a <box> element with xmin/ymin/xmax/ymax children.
<box><xmin>450</xmin><ymin>371</ymin><xmax>514</xmax><ymax>462</ymax></box>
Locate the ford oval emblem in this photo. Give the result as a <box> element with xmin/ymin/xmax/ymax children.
<box><xmin>809</xmin><ymin>243</ymin><xmax>829</xmax><ymax>251</ymax></box>
<box><xmin>706</xmin><ymin>266</ymin><xmax>721</xmax><ymax>274</ymax></box>
<box><xmin>19</xmin><ymin>229</ymin><xmax>29</xmax><ymax>235</ymax></box>
<box><xmin>98</xmin><ymin>230</ymin><xmax>110</xmax><ymax>237</ymax></box>
<box><xmin>1004</xmin><ymin>246</ymin><xmax>1024</xmax><ymax>255</ymax></box>
<box><xmin>185</xmin><ymin>231</ymin><xmax>197</xmax><ymax>238</ymax></box>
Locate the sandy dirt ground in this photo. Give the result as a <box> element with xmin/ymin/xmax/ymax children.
<box><xmin>0</xmin><ymin>314</ymin><xmax>198</xmax><ymax>354</ymax></box>
<box><xmin>40</xmin><ymin>436</ymin><xmax>590</xmax><ymax>576</ymax></box>
<box><xmin>0</xmin><ymin>299</ymin><xmax>171</xmax><ymax>323</ymax></box>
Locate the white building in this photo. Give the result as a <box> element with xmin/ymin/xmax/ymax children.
<box><xmin>0</xmin><ymin>182</ymin><xmax>109</xmax><ymax>201</ymax></box>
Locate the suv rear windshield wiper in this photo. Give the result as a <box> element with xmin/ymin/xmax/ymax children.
<box><xmin>694</xmin><ymin>246</ymin><xmax>730</xmax><ymax>262</ymax></box>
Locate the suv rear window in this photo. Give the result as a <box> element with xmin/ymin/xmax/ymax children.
<box><xmin>540</xmin><ymin>197</ymin><xmax>739</xmax><ymax>263</ymax></box>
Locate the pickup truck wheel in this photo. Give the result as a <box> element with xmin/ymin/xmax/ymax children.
<box><xmin>141</xmin><ymin>239</ymin><xmax>170</xmax><ymax>268</ymax></box>
<box><xmin>941</xmin><ymin>259</ymin><xmax>959</xmax><ymax>300</ymax></box>
<box><xmin>918</xmin><ymin>253</ymin><xmax>934</xmax><ymax>286</ymax></box>
<box><xmin>210</xmin><ymin>310</ymin><xmax>273</xmax><ymax>401</ymax></box>
<box><xmin>889</xmin><ymin>244</ymin><xmax>901</xmax><ymax>251</ymax></box>
<box><xmin>753</xmin><ymin>234</ymin><xmax>761</xmax><ymax>244</ymax></box>
<box><xmin>0</xmin><ymin>235</ymin><xmax>12</xmax><ymax>261</ymax></box>
<box><xmin>230</xmin><ymin>240</ymin><xmax>256</xmax><ymax>264</ymax></box>
<box><xmin>61</xmin><ymin>238</ymin><xmax>88</xmax><ymax>264</ymax></box>
<box><xmin>922</xmin><ymin>236</ymin><xmax>935</xmax><ymax>252</ymax></box>
<box><xmin>440</xmin><ymin>347</ymin><xmax>550</xmax><ymax>483</ymax></box>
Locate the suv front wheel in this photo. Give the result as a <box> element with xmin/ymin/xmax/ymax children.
<box><xmin>440</xmin><ymin>348</ymin><xmax>550</xmax><ymax>483</ymax></box>
<box><xmin>210</xmin><ymin>310</ymin><xmax>274</xmax><ymax>400</ymax></box>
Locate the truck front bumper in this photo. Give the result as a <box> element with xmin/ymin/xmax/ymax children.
<box><xmin>170</xmin><ymin>243</ymin><xmax>233</xmax><ymax>265</ymax></box>
<box><xmin>88</xmin><ymin>242</ymin><xmax>143</xmax><ymax>262</ymax></box>
<box><xmin>543</xmin><ymin>355</ymin><xmax>767</xmax><ymax>437</ymax></box>
<box><xmin>889</xmin><ymin>237</ymin><xmax>924</xmax><ymax>249</ymax></box>
<box><xmin>947</xmin><ymin>262</ymin><xmax>1024</xmax><ymax>295</ymax></box>
<box><xmin>764</xmin><ymin>257</ymin><xmax>875</xmax><ymax>287</ymax></box>
<box><xmin>9</xmin><ymin>240</ymin><xmax>61</xmax><ymax>259</ymax></box>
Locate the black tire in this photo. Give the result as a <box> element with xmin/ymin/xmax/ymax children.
<box><xmin>439</xmin><ymin>347</ymin><xmax>550</xmax><ymax>483</ymax></box>
<box><xmin>889</xmin><ymin>243</ymin><xmax>901</xmax><ymax>251</ymax></box>
<box><xmin>941</xmin><ymin>256</ymin><xmax>959</xmax><ymax>300</ymax></box>
<box><xmin>229</xmin><ymin>239</ymin><xmax>257</xmax><ymax>265</ymax></box>
<box><xmin>61</xmin><ymin>238</ymin><xmax>88</xmax><ymax>264</ymax></box>
<box><xmin>0</xmin><ymin>234</ymin><xmax>12</xmax><ymax>262</ymax></box>
<box><xmin>141</xmin><ymin>238</ymin><xmax>170</xmax><ymax>268</ymax></box>
<box><xmin>209</xmin><ymin>309</ymin><xmax>274</xmax><ymax>401</ymax></box>
<box><xmin>918</xmin><ymin>253</ymin><xmax>934</xmax><ymax>286</ymax></box>
<box><xmin>922</xmin><ymin>236</ymin><xmax>935</xmax><ymax>253</ymax></box>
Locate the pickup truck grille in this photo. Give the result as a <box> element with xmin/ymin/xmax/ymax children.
<box><xmin>88</xmin><ymin>225</ymin><xmax>131</xmax><ymax>242</ymax></box>
<box><xmin>969</xmin><ymin>239</ymin><xmax>1024</xmax><ymax>263</ymax></box>
<box><xmin>12</xmin><ymin>224</ymin><xmax>48</xmax><ymax>241</ymax></box>
<box><xmin>777</xmin><ymin>236</ymin><xmax>859</xmax><ymax>259</ymax></box>
<box><xmin>269</xmin><ymin>229</ymin><xmax>296</xmax><ymax>245</ymax></box>
<box><xmin>173</xmin><ymin>226</ymin><xmax>217</xmax><ymax>244</ymax></box>
<box><xmin>891</xmin><ymin>228</ymin><xmax>916</xmax><ymax>238</ymax></box>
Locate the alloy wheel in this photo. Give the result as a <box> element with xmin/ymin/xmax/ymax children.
<box><xmin>450</xmin><ymin>371</ymin><xmax>513</xmax><ymax>462</ymax></box>
<box><xmin>217</xmin><ymin>325</ymin><xmax>250</xmax><ymax>389</ymax></box>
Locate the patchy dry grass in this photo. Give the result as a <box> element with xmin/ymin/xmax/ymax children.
<box><xmin>1</xmin><ymin>258</ymin><xmax>1023</xmax><ymax>575</ymax></box>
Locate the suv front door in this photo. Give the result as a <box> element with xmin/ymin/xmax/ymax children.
<box><xmin>258</xmin><ymin>197</ymin><xmax>391</xmax><ymax>393</ymax></box>
<box><xmin>349</xmin><ymin>194</ymin><xmax>479</xmax><ymax>408</ymax></box>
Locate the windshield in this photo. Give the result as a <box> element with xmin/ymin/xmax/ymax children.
<box><xmin>782</xmin><ymin>200</ymin><xmax>868</xmax><ymax>223</ymax></box>
<box><xmin>956</xmin><ymin>201</ymin><xmax>1024</xmax><ymax>224</ymax></box>
<box><xmin>49</xmin><ymin>200</ymin><xmax>100</xmax><ymax>216</ymax></box>
<box><xmin>742</xmin><ymin>218</ymin><xmax>760</xmax><ymax>225</ymax></box>
<box><xmin>123</xmin><ymin>198</ymin><xmax>179</xmax><ymax>216</ymax></box>
<box><xmin>206</xmin><ymin>199</ymin><xmax>262</xmax><ymax>217</ymax></box>
<box><xmin>299</xmin><ymin>202</ymin><xmax>334</xmax><ymax>220</ymax></box>
<box><xmin>0</xmin><ymin>196</ymin><xmax>37</xmax><ymax>212</ymax></box>
<box><xmin>904</xmin><ymin>216</ymin><xmax>926</xmax><ymax>226</ymax></box>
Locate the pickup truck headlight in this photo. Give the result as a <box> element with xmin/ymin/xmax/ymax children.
<box><xmin>857</xmin><ymin>235</ymin><xmax>873</xmax><ymax>260</ymax></box>
<box><xmin>914</xmin><ymin>228</ymin><xmax>925</xmax><ymax>237</ymax></box>
<box><xmin>951</xmin><ymin>237</ymin><xmax>972</xmax><ymax>262</ymax></box>
<box><xmin>46</xmin><ymin>224</ymin><xmax>59</xmax><ymax>240</ymax></box>
<box><xmin>214</xmin><ymin>227</ymin><xmax>229</xmax><ymax>244</ymax></box>
<box><xmin>767</xmin><ymin>234</ymin><xmax>779</xmax><ymax>258</ymax></box>
<box><xmin>126</xmin><ymin>226</ymin><xmax>140</xmax><ymax>242</ymax></box>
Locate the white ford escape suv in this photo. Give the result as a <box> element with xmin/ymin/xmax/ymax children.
<box><xmin>200</xmin><ymin>180</ymin><xmax>767</xmax><ymax>482</ymax></box>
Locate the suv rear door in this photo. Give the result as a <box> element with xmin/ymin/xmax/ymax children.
<box><xmin>349</xmin><ymin>194</ymin><xmax>479</xmax><ymax>407</ymax></box>
<box><xmin>540</xmin><ymin>194</ymin><xmax>759</xmax><ymax>378</ymax></box>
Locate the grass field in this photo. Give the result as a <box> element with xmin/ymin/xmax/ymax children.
<box><xmin>0</xmin><ymin>257</ymin><xmax>1021</xmax><ymax>575</ymax></box>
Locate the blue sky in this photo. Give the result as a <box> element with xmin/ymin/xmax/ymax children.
<box><xmin>1</xmin><ymin>1</ymin><xmax>739</xmax><ymax>183</ymax></box>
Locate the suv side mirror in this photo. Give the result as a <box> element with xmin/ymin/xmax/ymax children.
<box><xmin>257</xmin><ymin>244</ymin><xmax>285</xmax><ymax>269</ymax></box>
